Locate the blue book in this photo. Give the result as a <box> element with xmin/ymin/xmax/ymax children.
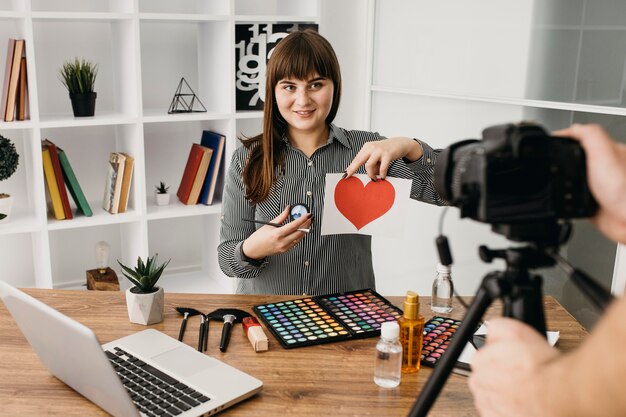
<box><xmin>198</xmin><ymin>130</ymin><xmax>226</xmax><ymax>205</ymax></box>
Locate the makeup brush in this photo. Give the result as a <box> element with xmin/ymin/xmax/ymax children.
<box><xmin>174</xmin><ymin>307</ymin><xmax>202</xmax><ymax>341</ymax></box>
<box><xmin>206</xmin><ymin>308</ymin><xmax>251</xmax><ymax>352</ymax></box>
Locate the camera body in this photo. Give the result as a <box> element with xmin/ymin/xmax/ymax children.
<box><xmin>434</xmin><ymin>122</ymin><xmax>597</xmax><ymax>226</ymax></box>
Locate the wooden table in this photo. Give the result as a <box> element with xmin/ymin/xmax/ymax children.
<box><xmin>0</xmin><ymin>290</ymin><xmax>587</xmax><ymax>417</ymax></box>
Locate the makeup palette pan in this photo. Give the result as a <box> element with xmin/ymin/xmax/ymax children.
<box><xmin>253</xmin><ymin>289</ymin><xmax>403</xmax><ymax>349</ymax></box>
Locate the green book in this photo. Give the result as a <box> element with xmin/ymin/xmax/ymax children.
<box><xmin>57</xmin><ymin>148</ymin><xmax>93</xmax><ymax>217</ymax></box>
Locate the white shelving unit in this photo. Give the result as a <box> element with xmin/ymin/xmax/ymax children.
<box><xmin>0</xmin><ymin>0</ymin><xmax>319</xmax><ymax>292</ymax></box>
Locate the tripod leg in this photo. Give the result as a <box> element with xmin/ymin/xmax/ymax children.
<box><xmin>408</xmin><ymin>272</ymin><xmax>501</xmax><ymax>417</ymax></box>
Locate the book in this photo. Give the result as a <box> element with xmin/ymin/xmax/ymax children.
<box><xmin>1</xmin><ymin>39</ymin><xmax>16</xmax><ymax>121</ymax></box>
<box><xmin>198</xmin><ymin>130</ymin><xmax>226</xmax><ymax>205</ymax></box>
<box><xmin>187</xmin><ymin>146</ymin><xmax>213</xmax><ymax>205</ymax></box>
<box><xmin>102</xmin><ymin>152</ymin><xmax>125</xmax><ymax>214</ymax></box>
<box><xmin>16</xmin><ymin>56</ymin><xmax>27</xmax><ymax>121</ymax></box>
<box><xmin>3</xmin><ymin>39</ymin><xmax>24</xmax><ymax>122</ymax></box>
<box><xmin>42</xmin><ymin>139</ymin><xmax>73</xmax><ymax>219</ymax></box>
<box><xmin>57</xmin><ymin>147</ymin><xmax>93</xmax><ymax>217</ymax></box>
<box><xmin>117</xmin><ymin>152</ymin><xmax>135</xmax><ymax>213</ymax></box>
<box><xmin>176</xmin><ymin>143</ymin><xmax>208</xmax><ymax>204</ymax></box>
<box><xmin>41</xmin><ymin>145</ymin><xmax>65</xmax><ymax>220</ymax></box>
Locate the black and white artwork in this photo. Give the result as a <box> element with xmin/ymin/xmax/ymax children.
<box><xmin>235</xmin><ymin>23</ymin><xmax>318</xmax><ymax>111</ymax></box>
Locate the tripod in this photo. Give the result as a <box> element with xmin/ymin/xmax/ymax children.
<box><xmin>408</xmin><ymin>239</ymin><xmax>614</xmax><ymax>416</ymax></box>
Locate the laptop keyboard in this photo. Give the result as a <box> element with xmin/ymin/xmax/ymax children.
<box><xmin>106</xmin><ymin>347</ymin><xmax>210</xmax><ymax>417</ymax></box>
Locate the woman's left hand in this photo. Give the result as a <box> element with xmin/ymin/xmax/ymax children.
<box><xmin>343</xmin><ymin>137</ymin><xmax>422</xmax><ymax>180</ymax></box>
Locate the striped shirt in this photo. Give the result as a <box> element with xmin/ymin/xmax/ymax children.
<box><xmin>218</xmin><ymin>124</ymin><xmax>447</xmax><ymax>295</ymax></box>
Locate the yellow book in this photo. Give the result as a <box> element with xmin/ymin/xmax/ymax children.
<box><xmin>42</xmin><ymin>147</ymin><xmax>65</xmax><ymax>220</ymax></box>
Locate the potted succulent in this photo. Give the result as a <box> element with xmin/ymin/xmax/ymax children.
<box><xmin>0</xmin><ymin>134</ymin><xmax>19</xmax><ymax>223</ymax></box>
<box><xmin>155</xmin><ymin>181</ymin><xmax>170</xmax><ymax>206</ymax></box>
<box><xmin>118</xmin><ymin>254</ymin><xmax>170</xmax><ymax>325</ymax></box>
<box><xmin>59</xmin><ymin>58</ymin><xmax>98</xmax><ymax>117</ymax></box>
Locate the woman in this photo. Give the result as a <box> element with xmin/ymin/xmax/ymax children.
<box><xmin>218</xmin><ymin>29</ymin><xmax>447</xmax><ymax>295</ymax></box>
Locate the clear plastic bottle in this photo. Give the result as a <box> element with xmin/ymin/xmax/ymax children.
<box><xmin>431</xmin><ymin>263</ymin><xmax>454</xmax><ymax>314</ymax></box>
<box><xmin>374</xmin><ymin>321</ymin><xmax>402</xmax><ymax>388</ymax></box>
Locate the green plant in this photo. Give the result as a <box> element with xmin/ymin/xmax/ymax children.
<box><xmin>118</xmin><ymin>254</ymin><xmax>170</xmax><ymax>294</ymax></box>
<box><xmin>155</xmin><ymin>181</ymin><xmax>169</xmax><ymax>194</ymax></box>
<box><xmin>0</xmin><ymin>134</ymin><xmax>19</xmax><ymax>182</ymax></box>
<box><xmin>59</xmin><ymin>58</ymin><xmax>98</xmax><ymax>94</ymax></box>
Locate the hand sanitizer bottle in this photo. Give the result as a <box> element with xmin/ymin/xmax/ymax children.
<box><xmin>431</xmin><ymin>263</ymin><xmax>454</xmax><ymax>314</ymax></box>
<box><xmin>374</xmin><ymin>321</ymin><xmax>402</xmax><ymax>388</ymax></box>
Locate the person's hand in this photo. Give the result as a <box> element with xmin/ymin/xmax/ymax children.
<box><xmin>343</xmin><ymin>137</ymin><xmax>422</xmax><ymax>180</ymax></box>
<box><xmin>468</xmin><ymin>318</ymin><xmax>560</xmax><ymax>417</ymax></box>
<box><xmin>554</xmin><ymin>124</ymin><xmax>626</xmax><ymax>243</ymax></box>
<box><xmin>241</xmin><ymin>206</ymin><xmax>312</xmax><ymax>260</ymax></box>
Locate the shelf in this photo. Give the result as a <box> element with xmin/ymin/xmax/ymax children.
<box><xmin>0</xmin><ymin>212</ymin><xmax>41</xmax><ymax>235</ymax></box>
<box><xmin>139</xmin><ymin>13</ymin><xmax>230</xmax><ymax>23</ymax></box>
<box><xmin>31</xmin><ymin>12</ymin><xmax>134</xmax><ymax>21</ymax></box>
<box><xmin>235</xmin><ymin>15</ymin><xmax>319</xmax><ymax>23</ymax></box>
<box><xmin>142</xmin><ymin>110</ymin><xmax>230</xmax><ymax>124</ymax></box>
<box><xmin>146</xmin><ymin>200</ymin><xmax>221</xmax><ymax>221</ymax></box>
<box><xmin>235</xmin><ymin>110</ymin><xmax>263</xmax><ymax>119</ymax></box>
<box><xmin>39</xmin><ymin>112</ymin><xmax>138</xmax><ymax>128</ymax></box>
<box><xmin>46</xmin><ymin>206</ymin><xmax>142</xmax><ymax>231</ymax></box>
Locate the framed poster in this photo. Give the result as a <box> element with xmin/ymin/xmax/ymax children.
<box><xmin>235</xmin><ymin>23</ymin><xmax>318</xmax><ymax>111</ymax></box>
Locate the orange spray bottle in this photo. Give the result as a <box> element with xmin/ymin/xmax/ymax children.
<box><xmin>398</xmin><ymin>291</ymin><xmax>425</xmax><ymax>373</ymax></box>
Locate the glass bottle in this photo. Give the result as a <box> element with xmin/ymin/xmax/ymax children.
<box><xmin>374</xmin><ymin>321</ymin><xmax>402</xmax><ymax>388</ymax></box>
<box><xmin>431</xmin><ymin>263</ymin><xmax>454</xmax><ymax>314</ymax></box>
<box><xmin>398</xmin><ymin>291</ymin><xmax>425</xmax><ymax>373</ymax></box>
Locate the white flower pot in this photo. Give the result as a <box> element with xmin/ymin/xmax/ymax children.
<box><xmin>155</xmin><ymin>192</ymin><xmax>170</xmax><ymax>206</ymax></box>
<box><xmin>0</xmin><ymin>195</ymin><xmax>13</xmax><ymax>224</ymax></box>
<box><xmin>125</xmin><ymin>286</ymin><xmax>164</xmax><ymax>325</ymax></box>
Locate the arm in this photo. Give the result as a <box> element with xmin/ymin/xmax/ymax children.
<box><xmin>344</xmin><ymin>136</ymin><xmax>448</xmax><ymax>205</ymax></box>
<box><xmin>218</xmin><ymin>149</ymin><xmax>312</xmax><ymax>278</ymax></box>
<box><xmin>554</xmin><ymin>124</ymin><xmax>626</xmax><ymax>243</ymax></box>
<box><xmin>469</xmin><ymin>298</ymin><xmax>626</xmax><ymax>417</ymax></box>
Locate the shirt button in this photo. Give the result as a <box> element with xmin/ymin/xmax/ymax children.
<box><xmin>304</xmin><ymin>260</ymin><xmax>310</xmax><ymax>267</ymax></box>
<box><xmin>306</xmin><ymin>191</ymin><xmax>312</xmax><ymax>196</ymax></box>
<box><xmin>302</xmin><ymin>292</ymin><xmax>308</xmax><ymax>296</ymax></box>
<box><xmin>307</xmin><ymin>160</ymin><xmax>313</xmax><ymax>167</ymax></box>
<box><xmin>220</xmin><ymin>215</ymin><xmax>224</xmax><ymax>220</ymax></box>
<box><xmin>427</xmin><ymin>158</ymin><xmax>431</xmax><ymax>163</ymax></box>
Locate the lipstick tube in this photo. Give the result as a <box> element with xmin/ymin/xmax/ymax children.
<box><xmin>242</xmin><ymin>316</ymin><xmax>269</xmax><ymax>352</ymax></box>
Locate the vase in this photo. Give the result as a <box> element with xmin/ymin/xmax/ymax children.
<box><xmin>125</xmin><ymin>286</ymin><xmax>164</xmax><ymax>325</ymax></box>
<box><xmin>0</xmin><ymin>194</ymin><xmax>13</xmax><ymax>223</ymax></box>
<box><xmin>69</xmin><ymin>92</ymin><xmax>97</xmax><ymax>117</ymax></box>
<box><xmin>155</xmin><ymin>192</ymin><xmax>170</xmax><ymax>206</ymax></box>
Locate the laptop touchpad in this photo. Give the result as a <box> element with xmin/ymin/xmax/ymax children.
<box><xmin>151</xmin><ymin>346</ymin><xmax>211</xmax><ymax>377</ymax></box>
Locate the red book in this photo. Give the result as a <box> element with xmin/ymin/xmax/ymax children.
<box><xmin>177</xmin><ymin>143</ymin><xmax>206</xmax><ymax>204</ymax></box>
<box><xmin>42</xmin><ymin>139</ymin><xmax>73</xmax><ymax>219</ymax></box>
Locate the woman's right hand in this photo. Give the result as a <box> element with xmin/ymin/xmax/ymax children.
<box><xmin>241</xmin><ymin>206</ymin><xmax>313</xmax><ymax>260</ymax></box>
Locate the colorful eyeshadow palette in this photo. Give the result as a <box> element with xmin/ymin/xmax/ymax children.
<box><xmin>253</xmin><ymin>289</ymin><xmax>403</xmax><ymax>349</ymax></box>
<box><xmin>420</xmin><ymin>316</ymin><xmax>463</xmax><ymax>368</ymax></box>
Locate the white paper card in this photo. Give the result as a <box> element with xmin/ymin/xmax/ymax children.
<box><xmin>320</xmin><ymin>174</ymin><xmax>412</xmax><ymax>237</ymax></box>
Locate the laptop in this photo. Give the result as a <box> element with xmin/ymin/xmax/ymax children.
<box><xmin>0</xmin><ymin>281</ymin><xmax>263</xmax><ymax>417</ymax></box>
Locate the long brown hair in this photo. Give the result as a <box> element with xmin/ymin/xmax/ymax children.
<box><xmin>241</xmin><ymin>29</ymin><xmax>342</xmax><ymax>204</ymax></box>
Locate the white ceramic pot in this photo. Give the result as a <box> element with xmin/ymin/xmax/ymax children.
<box><xmin>0</xmin><ymin>194</ymin><xmax>13</xmax><ymax>224</ymax></box>
<box><xmin>155</xmin><ymin>192</ymin><xmax>170</xmax><ymax>206</ymax></box>
<box><xmin>125</xmin><ymin>286</ymin><xmax>164</xmax><ymax>325</ymax></box>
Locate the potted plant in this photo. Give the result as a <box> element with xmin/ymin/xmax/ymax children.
<box><xmin>155</xmin><ymin>181</ymin><xmax>170</xmax><ymax>206</ymax></box>
<box><xmin>59</xmin><ymin>58</ymin><xmax>98</xmax><ymax>117</ymax></box>
<box><xmin>118</xmin><ymin>254</ymin><xmax>170</xmax><ymax>325</ymax></box>
<box><xmin>0</xmin><ymin>134</ymin><xmax>19</xmax><ymax>223</ymax></box>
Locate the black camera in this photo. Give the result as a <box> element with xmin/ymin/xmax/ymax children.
<box><xmin>434</xmin><ymin>122</ymin><xmax>597</xmax><ymax>241</ymax></box>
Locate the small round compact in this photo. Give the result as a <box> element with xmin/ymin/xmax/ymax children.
<box><xmin>290</xmin><ymin>203</ymin><xmax>310</xmax><ymax>221</ymax></box>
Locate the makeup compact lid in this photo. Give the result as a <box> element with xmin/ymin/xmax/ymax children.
<box><xmin>381</xmin><ymin>321</ymin><xmax>399</xmax><ymax>339</ymax></box>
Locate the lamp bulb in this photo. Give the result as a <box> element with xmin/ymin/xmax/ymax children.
<box><xmin>95</xmin><ymin>241</ymin><xmax>110</xmax><ymax>274</ymax></box>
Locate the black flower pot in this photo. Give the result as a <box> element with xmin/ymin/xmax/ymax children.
<box><xmin>69</xmin><ymin>92</ymin><xmax>97</xmax><ymax>117</ymax></box>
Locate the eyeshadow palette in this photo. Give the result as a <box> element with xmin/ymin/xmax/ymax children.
<box><xmin>420</xmin><ymin>316</ymin><xmax>463</xmax><ymax>367</ymax></box>
<box><xmin>253</xmin><ymin>289</ymin><xmax>403</xmax><ymax>349</ymax></box>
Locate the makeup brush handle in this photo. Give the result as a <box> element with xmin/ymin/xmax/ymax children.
<box><xmin>220</xmin><ymin>322</ymin><xmax>233</xmax><ymax>352</ymax></box>
<box><xmin>178</xmin><ymin>316</ymin><xmax>188</xmax><ymax>341</ymax></box>
<box><xmin>198</xmin><ymin>318</ymin><xmax>205</xmax><ymax>352</ymax></box>
<box><xmin>203</xmin><ymin>320</ymin><xmax>209</xmax><ymax>351</ymax></box>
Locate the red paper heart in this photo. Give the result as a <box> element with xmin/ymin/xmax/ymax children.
<box><xmin>334</xmin><ymin>177</ymin><xmax>395</xmax><ymax>230</ymax></box>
